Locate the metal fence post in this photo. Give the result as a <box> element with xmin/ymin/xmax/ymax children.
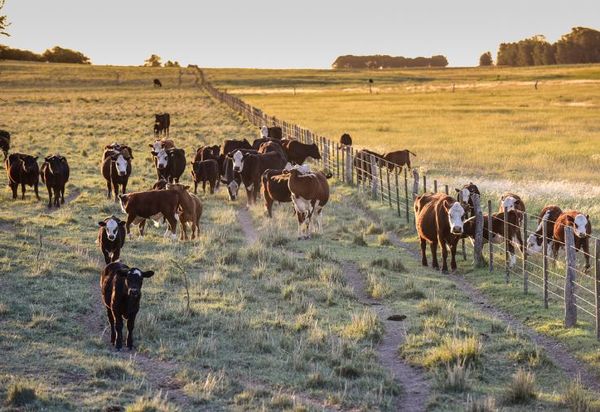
<box><xmin>394</xmin><ymin>168</ymin><xmax>401</xmax><ymax>217</ymax></box>
<box><xmin>564</xmin><ymin>226</ymin><xmax>577</xmax><ymax>328</ymax></box>
<box><xmin>370</xmin><ymin>154</ymin><xmax>379</xmax><ymax>200</ymax></box>
<box><xmin>595</xmin><ymin>238</ymin><xmax>600</xmax><ymax>340</ymax></box>
<box><xmin>523</xmin><ymin>214</ymin><xmax>528</xmax><ymax>294</ymax></box>
<box><xmin>423</xmin><ymin>175</ymin><xmax>427</xmax><ymax>193</ymax></box>
<box><xmin>412</xmin><ymin>168</ymin><xmax>419</xmax><ymax>200</ymax></box>
<box><xmin>542</xmin><ymin>216</ymin><xmax>549</xmax><ymax>309</ymax></box>
<box><xmin>488</xmin><ymin>200</ymin><xmax>494</xmax><ymax>272</ymax></box>
<box><xmin>404</xmin><ymin>167</ymin><xmax>409</xmax><ymax>224</ymax></box>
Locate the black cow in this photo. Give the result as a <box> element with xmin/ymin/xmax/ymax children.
<box><xmin>40</xmin><ymin>155</ymin><xmax>70</xmax><ymax>208</ymax></box>
<box><xmin>98</xmin><ymin>216</ymin><xmax>126</xmax><ymax>264</ymax></box>
<box><xmin>0</xmin><ymin>130</ymin><xmax>10</xmax><ymax>160</ymax></box>
<box><xmin>230</xmin><ymin>150</ymin><xmax>287</xmax><ymax>205</ymax></box>
<box><xmin>153</xmin><ymin>78</ymin><xmax>162</xmax><ymax>88</ymax></box>
<box><xmin>340</xmin><ymin>133</ymin><xmax>352</xmax><ymax>147</ymax></box>
<box><xmin>102</xmin><ymin>151</ymin><xmax>131</xmax><ymax>201</ymax></box>
<box><xmin>223</xmin><ymin>139</ymin><xmax>251</xmax><ymax>156</ymax></box>
<box><xmin>153</xmin><ymin>148</ymin><xmax>185</xmax><ymax>183</ymax></box>
<box><xmin>282</xmin><ymin>140</ymin><xmax>321</xmax><ymax>165</ymax></box>
<box><xmin>154</xmin><ymin>113</ymin><xmax>170</xmax><ymax>136</ymax></box>
<box><xmin>191</xmin><ymin>159</ymin><xmax>219</xmax><ymax>194</ymax></box>
<box><xmin>101</xmin><ymin>262</ymin><xmax>154</xmax><ymax>350</ymax></box>
<box><xmin>5</xmin><ymin>153</ymin><xmax>40</xmax><ymax>200</ymax></box>
<box><xmin>260</xmin><ymin>126</ymin><xmax>283</xmax><ymax>139</ymax></box>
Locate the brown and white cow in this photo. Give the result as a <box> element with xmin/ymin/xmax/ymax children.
<box><xmin>5</xmin><ymin>153</ymin><xmax>40</xmax><ymax>200</ymax></box>
<box><xmin>382</xmin><ymin>149</ymin><xmax>416</xmax><ymax>170</ymax></box>
<box><xmin>552</xmin><ymin>210</ymin><xmax>592</xmax><ymax>270</ymax></box>
<box><xmin>98</xmin><ymin>216</ymin><xmax>126</xmax><ymax>264</ymax></box>
<box><xmin>454</xmin><ymin>182</ymin><xmax>480</xmax><ymax>219</ymax></box>
<box><xmin>152</xmin><ymin>148</ymin><xmax>186</xmax><ymax>183</ymax></box>
<box><xmin>415</xmin><ymin>193</ymin><xmax>465</xmax><ymax>272</ymax></box>
<box><xmin>230</xmin><ymin>150</ymin><xmax>287</xmax><ymax>205</ymax></box>
<box><xmin>261</xmin><ymin>165</ymin><xmax>293</xmax><ymax>218</ymax></box>
<box><xmin>526</xmin><ymin>205</ymin><xmax>563</xmax><ymax>257</ymax></box>
<box><xmin>118</xmin><ymin>190</ymin><xmax>180</xmax><ymax>240</ymax></box>
<box><xmin>165</xmin><ymin>183</ymin><xmax>203</xmax><ymax>240</ymax></box>
<box><xmin>149</xmin><ymin>139</ymin><xmax>175</xmax><ymax>153</ymax></box>
<box><xmin>102</xmin><ymin>151</ymin><xmax>131</xmax><ymax>201</ymax></box>
<box><xmin>40</xmin><ymin>154</ymin><xmax>70</xmax><ymax>208</ymax></box>
<box><xmin>499</xmin><ymin>193</ymin><xmax>525</xmax><ymax>221</ymax></box>
<box><xmin>285</xmin><ymin>165</ymin><xmax>330</xmax><ymax>239</ymax></box>
<box><xmin>258</xmin><ymin>141</ymin><xmax>287</xmax><ymax>160</ymax></box>
<box><xmin>282</xmin><ymin>140</ymin><xmax>321</xmax><ymax>165</ymax></box>
<box><xmin>260</xmin><ymin>125</ymin><xmax>283</xmax><ymax>139</ymax></box>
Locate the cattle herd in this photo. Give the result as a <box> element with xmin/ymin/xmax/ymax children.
<box><xmin>1</xmin><ymin>118</ymin><xmax>593</xmax><ymax>351</ymax></box>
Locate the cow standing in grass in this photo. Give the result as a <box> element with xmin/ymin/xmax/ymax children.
<box><xmin>552</xmin><ymin>210</ymin><xmax>592</xmax><ymax>270</ymax></box>
<box><xmin>40</xmin><ymin>155</ymin><xmax>70</xmax><ymax>208</ymax></box>
<box><xmin>5</xmin><ymin>153</ymin><xmax>40</xmax><ymax>200</ymax></box>
<box><xmin>154</xmin><ymin>113</ymin><xmax>170</xmax><ymax>136</ymax></box>
<box><xmin>526</xmin><ymin>205</ymin><xmax>563</xmax><ymax>257</ymax></box>
<box><xmin>98</xmin><ymin>216</ymin><xmax>126</xmax><ymax>264</ymax></box>
<box><xmin>0</xmin><ymin>130</ymin><xmax>10</xmax><ymax>160</ymax></box>
<box><xmin>102</xmin><ymin>151</ymin><xmax>131</xmax><ymax>201</ymax></box>
<box><xmin>101</xmin><ymin>262</ymin><xmax>154</xmax><ymax>350</ymax></box>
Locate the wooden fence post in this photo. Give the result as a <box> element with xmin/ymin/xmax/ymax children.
<box><xmin>445</xmin><ymin>184</ymin><xmax>449</xmax><ymax>195</ymax></box>
<box><xmin>370</xmin><ymin>154</ymin><xmax>379</xmax><ymax>200</ymax></box>
<box><xmin>412</xmin><ymin>168</ymin><xmax>419</xmax><ymax>200</ymax></box>
<box><xmin>542</xmin><ymin>216</ymin><xmax>549</xmax><ymax>309</ymax></box>
<box><xmin>378</xmin><ymin>162</ymin><xmax>384</xmax><ymax>203</ymax></box>
<box><xmin>404</xmin><ymin>167</ymin><xmax>410</xmax><ymax>224</ymax></box>
<box><xmin>322</xmin><ymin>138</ymin><xmax>329</xmax><ymax>170</ymax></box>
<box><xmin>472</xmin><ymin>194</ymin><xmax>484</xmax><ymax>267</ymax></box>
<box><xmin>423</xmin><ymin>175</ymin><xmax>427</xmax><ymax>193</ymax></box>
<box><xmin>386</xmin><ymin>167</ymin><xmax>392</xmax><ymax>208</ymax></box>
<box><xmin>488</xmin><ymin>200</ymin><xmax>494</xmax><ymax>272</ymax></box>
<box><xmin>595</xmin><ymin>238</ymin><xmax>600</xmax><ymax>340</ymax></box>
<box><xmin>433</xmin><ymin>179</ymin><xmax>438</xmax><ymax>193</ymax></box>
<box><xmin>523</xmin><ymin>214</ymin><xmax>528</xmax><ymax>294</ymax></box>
<box><xmin>394</xmin><ymin>168</ymin><xmax>401</xmax><ymax>217</ymax></box>
<box><xmin>345</xmin><ymin>147</ymin><xmax>353</xmax><ymax>184</ymax></box>
<box><xmin>336</xmin><ymin>144</ymin><xmax>340</xmax><ymax>181</ymax></box>
<box><xmin>564</xmin><ymin>226</ymin><xmax>577</xmax><ymax>328</ymax></box>
<box><xmin>504</xmin><ymin>208</ymin><xmax>510</xmax><ymax>283</ymax></box>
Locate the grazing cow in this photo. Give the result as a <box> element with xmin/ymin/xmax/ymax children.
<box><xmin>382</xmin><ymin>149</ymin><xmax>416</xmax><ymax>170</ymax></box>
<box><xmin>261</xmin><ymin>167</ymin><xmax>293</xmax><ymax>218</ymax></box>
<box><xmin>463</xmin><ymin>210</ymin><xmax>522</xmax><ymax>267</ymax></box>
<box><xmin>153</xmin><ymin>78</ymin><xmax>162</xmax><ymax>87</ymax></box>
<box><xmin>154</xmin><ymin>113</ymin><xmax>170</xmax><ymax>136</ymax></box>
<box><xmin>148</xmin><ymin>139</ymin><xmax>175</xmax><ymax>153</ymax></box>
<box><xmin>258</xmin><ymin>141</ymin><xmax>287</xmax><ymax>160</ymax></box>
<box><xmin>5</xmin><ymin>153</ymin><xmax>40</xmax><ymax>200</ymax></box>
<box><xmin>97</xmin><ymin>216</ymin><xmax>126</xmax><ymax>264</ymax></box>
<box><xmin>526</xmin><ymin>205</ymin><xmax>563</xmax><ymax>256</ymax></box>
<box><xmin>454</xmin><ymin>183</ymin><xmax>480</xmax><ymax>219</ymax></box>
<box><xmin>415</xmin><ymin>193</ymin><xmax>465</xmax><ymax>272</ymax></box>
<box><xmin>191</xmin><ymin>159</ymin><xmax>219</xmax><ymax>194</ymax></box>
<box><xmin>102</xmin><ymin>151</ymin><xmax>131</xmax><ymax>201</ymax></box>
<box><xmin>231</xmin><ymin>150</ymin><xmax>287</xmax><ymax>205</ymax></box>
<box><xmin>118</xmin><ymin>190</ymin><xmax>180</xmax><ymax>240</ymax></box>
<box><xmin>285</xmin><ymin>165</ymin><xmax>330</xmax><ymax>239</ymax></box>
<box><xmin>354</xmin><ymin>149</ymin><xmax>383</xmax><ymax>184</ymax></box>
<box><xmin>40</xmin><ymin>155</ymin><xmax>70</xmax><ymax>208</ymax></box>
<box><xmin>223</xmin><ymin>139</ymin><xmax>252</xmax><ymax>156</ymax></box>
<box><xmin>260</xmin><ymin>125</ymin><xmax>283</xmax><ymax>139</ymax></box>
<box><xmin>166</xmin><ymin>183</ymin><xmax>203</xmax><ymax>240</ymax></box>
<box><xmin>552</xmin><ymin>210</ymin><xmax>592</xmax><ymax>270</ymax></box>
<box><xmin>101</xmin><ymin>261</ymin><xmax>154</xmax><ymax>350</ymax></box>
<box><xmin>0</xmin><ymin>130</ymin><xmax>10</xmax><ymax>160</ymax></box>
<box><xmin>193</xmin><ymin>145</ymin><xmax>220</xmax><ymax>163</ymax></box>
<box><xmin>339</xmin><ymin>133</ymin><xmax>352</xmax><ymax>147</ymax></box>
<box><xmin>282</xmin><ymin>140</ymin><xmax>321</xmax><ymax>165</ymax></box>
<box><xmin>153</xmin><ymin>148</ymin><xmax>185</xmax><ymax>183</ymax></box>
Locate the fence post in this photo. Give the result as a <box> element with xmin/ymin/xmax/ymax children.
<box><xmin>542</xmin><ymin>216</ymin><xmax>549</xmax><ymax>309</ymax></box>
<box><xmin>386</xmin><ymin>166</ymin><xmax>392</xmax><ymax>208</ymax></box>
<box><xmin>336</xmin><ymin>144</ymin><xmax>340</xmax><ymax>181</ymax></box>
<box><xmin>394</xmin><ymin>168</ymin><xmax>401</xmax><ymax>217</ymax></box>
<box><xmin>488</xmin><ymin>200</ymin><xmax>494</xmax><ymax>272</ymax></box>
<box><xmin>412</xmin><ymin>168</ymin><xmax>419</xmax><ymax>200</ymax></box>
<box><xmin>523</xmin><ymin>214</ymin><xmax>528</xmax><ymax>294</ymax></box>
<box><xmin>445</xmin><ymin>185</ymin><xmax>449</xmax><ymax>195</ymax></box>
<box><xmin>504</xmin><ymin>209</ymin><xmax>510</xmax><ymax>283</ymax></box>
<box><xmin>473</xmin><ymin>194</ymin><xmax>484</xmax><ymax>267</ymax></box>
<box><xmin>322</xmin><ymin>138</ymin><xmax>329</xmax><ymax>170</ymax></box>
<box><xmin>433</xmin><ymin>179</ymin><xmax>438</xmax><ymax>193</ymax></box>
<box><xmin>564</xmin><ymin>226</ymin><xmax>577</xmax><ymax>328</ymax></box>
<box><xmin>423</xmin><ymin>175</ymin><xmax>427</xmax><ymax>193</ymax></box>
<box><xmin>404</xmin><ymin>167</ymin><xmax>410</xmax><ymax>224</ymax></box>
<box><xmin>344</xmin><ymin>147</ymin><xmax>353</xmax><ymax>184</ymax></box>
<box><xmin>595</xmin><ymin>238</ymin><xmax>600</xmax><ymax>340</ymax></box>
<box><xmin>370</xmin><ymin>154</ymin><xmax>379</xmax><ymax>200</ymax></box>
<box><xmin>378</xmin><ymin>162</ymin><xmax>384</xmax><ymax>203</ymax></box>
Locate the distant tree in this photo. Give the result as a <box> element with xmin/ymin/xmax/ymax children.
<box><xmin>144</xmin><ymin>54</ymin><xmax>162</xmax><ymax>67</ymax></box>
<box><xmin>164</xmin><ymin>60</ymin><xmax>180</xmax><ymax>67</ymax></box>
<box><xmin>42</xmin><ymin>46</ymin><xmax>90</xmax><ymax>64</ymax></box>
<box><xmin>479</xmin><ymin>51</ymin><xmax>493</xmax><ymax>66</ymax></box>
<box><xmin>0</xmin><ymin>45</ymin><xmax>43</xmax><ymax>61</ymax></box>
<box><xmin>0</xmin><ymin>0</ymin><xmax>9</xmax><ymax>36</ymax></box>
<box><xmin>332</xmin><ymin>54</ymin><xmax>448</xmax><ymax>69</ymax></box>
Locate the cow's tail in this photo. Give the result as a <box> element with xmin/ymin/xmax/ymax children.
<box><xmin>408</xmin><ymin>150</ymin><xmax>417</xmax><ymax>157</ymax></box>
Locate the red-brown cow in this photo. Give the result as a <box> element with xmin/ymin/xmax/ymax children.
<box><xmin>118</xmin><ymin>190</ymin><xmax>180</xmax><ymax>240</ymax></box>
<box><xmin>552</xmin><ymin>210</ymin><xmax>592</xmax><ymax>270</ymax></box>
<box><xmin>382</xmin><ymin>149</ymin><xmax>416</xmax><ymax>170</ymax></box>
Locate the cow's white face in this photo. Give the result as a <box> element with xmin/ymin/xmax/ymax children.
<box><xmin>574</xmin><ymin>214</ymin><xmax>588</xmax><ymax>238</ymax></box>
<box><xmin>284</xmin><ymin>162</ymin><xmax>293</xmax><ymax>171</ymax></box>
<box><xmin>260</xmin><ymin>126</ymin><xmax>268</xmax><ymax>138</ymax></box>
<box><xmin>151</xmin><ymin>141</ymin><xmax>162</xmax><ymax>152</ymax></box>
<box><xmin>227</xmin><ymin>180</ymin><xmax>239</xmax><ymax>200</ymax></box>
<box><xmin>105</xmin><ymin>218</ymin><xmax>120</xmax><ymax>241</ymax></box>
<box><xmin>115</xmin><ymin>154</ymin><xmax>128</xmax><ymax>176</ymax></box>
<box><xmin>526</xmin><ymin>233</ymin><xmax>543</xmax><ymax>255</ymax></box>
<box><xmin>156</xmin><ymin>149</ymin><xmax>168</xmax><ymax>169</ymax></box>
<box><xmin>447</xmin><ymin>202</ymin><xmax>465</xmax><ymax>234</ymax></box>
<box><xmin>232</xmin><ymin>150</ymin><xmax>244</xmax><ymax>172</ymax></box>
<box><xmin>460</xmin><ymin>188</ymin><xmax>470</xmax><ymax>205</ymax></box>
<box><xmin>502</xmin><ymin>196</ymin><xmax>517</xmax><ymax>212</ymax></box>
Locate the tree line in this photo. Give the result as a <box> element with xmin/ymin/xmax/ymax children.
<box><xmin>493</xmin><ymin>27</ymin><xmax>600</xmax><ymax>66</ymax></box>
<box><xmin>332</xmin><ymin>54</ymin><xmax>448</xmax><ymax>69</ymax></box>
<box><xmin>0</xmin><ymin>45</ymin><xmax>91</xmax><ymax>64</ymax></box>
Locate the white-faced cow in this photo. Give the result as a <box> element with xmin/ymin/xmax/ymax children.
<box><xmin>148</xmin><ymin>139</ymin><xmax>175</xmax><ymax>153</ymax></box>
<box><xmin>152</xmin><ymin>148</ymin><xmax>186</xmax><ymax>183</ymax></box>
<box><xmin>98</xmin><ymin>216</ymin><xmax>126</xmax><ymax>264</ymax></box>
<box><xmin>552</xmin><ymin>210</ymin><xmax>592</xmax><ymax>270</ymax></box>
<box><xmin>455</xmin><ymin>182</ymin><xmax>480</xmax><ymax>219</ymax></box>
<box><xmin>102</xmin><ymin>151</ymin><xmax>131</xmax><ymax>201</ymax></box>
<box><xmin>230</xmin><ymin>149</ymin><xmax>287</xmax><ymax>206</ymax></box>
<box><xmin>260</xmin><ymin>125</ymin><xmax>283</xmax><ymax>139</ymax></box>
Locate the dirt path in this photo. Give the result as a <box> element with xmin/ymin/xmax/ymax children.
<box><xmin>342</xmin><ymin>262</ymin><xmax>430</xmax><ymax>412</ymax></box>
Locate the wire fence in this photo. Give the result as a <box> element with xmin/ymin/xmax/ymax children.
<box><xmin>202</xmin><ymin>76</ymin><xmax>600</xmax><ymax>340</ymax></box>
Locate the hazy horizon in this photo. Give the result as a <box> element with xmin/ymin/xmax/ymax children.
<box><xmin>3</xmin><ymin>0</ymin><xmax>599</xmax><ymax>68</ymax></box>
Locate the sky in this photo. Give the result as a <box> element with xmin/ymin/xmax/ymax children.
<box><xmin>2</xmin><ymin>0</ymin><xmax>599</xmax><ymax>68</ymax></box>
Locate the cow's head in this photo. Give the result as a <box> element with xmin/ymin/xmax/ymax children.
<box><xmin>21</xmin><ymin>155</ymin><xmax>38</xmax><ymax>173</ymax></box>
<box><xmin>444</xmin><ymin>200</ymin><xmax>465</xmax><ymax>235</ymax></box>
<box><xmin>118</xmin><ymin>194</ymin><xmax>129</xmax><ymax>212</ymax></box>
<box><xmin>309</xmin><ymin>144</ymin><xmax>321</xmax><ymax>160</ymax></box>
<box><xmin>455</xmin><ymin>187</ymin><xmax>471</xmax><ymax>209</ymax></box>
<box><xmin>149</xmin><ymin>141</ymin><xmax>162</xmax><ymax>152</ymax></box>
<box><xmin>116</xmin><ymin>266</ymin><xmax>154</xmax><ymax>300</ymax></box>
<box><xmin>113</xmin><ymin>153</ymin><xmax>129</xmax><ymax>176</ymax></box>
<box><xmin>501</xmin><ymin>195</ymin><xmax>520</xmax><ymax>213</ymax></box>
<box><xmin>260</xmin><ymin>126</ymin><xmax>269</xmax><ymax>138</ymax></box>
<box><xmin>232</xmin><ymin>150</ymin><xmax>244</xmax><ymax>172</ymax></box>
<box><xmin>572</xmin><ymin>214</ymin><xmax>590</xmax><ymax>239</ymax></box>
<box><xmin>153</xmin><ymin>179</ymin><xmax>168</xmax><ymax>190</ymax></box>
<box><xmin>98</xmin><ymin>216</ymin><xmax>125</xmax><ymax>241</ymax></box>
<box><xmin>44</xmin><ymin>155</ymin><xmax>63</xmax><ymax>174</ymax></box>
<box><xmin>153</xmin><ymin>149</ymin><xmax>168</xmax><ymax>170</ymax></box>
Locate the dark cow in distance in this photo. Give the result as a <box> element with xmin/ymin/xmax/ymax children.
<box><xmin>153</xmin><ymin>148</ymin><xmax>185</xmax><ymax>183</ymax></box>
<box><xmin>260</xmin><ymin>125</ymin><xmax>283</xmax><ymax>139</ymax></box>
<box><xmin>552</xmin><ymin>210</ymin><xmax>592</xmax><ymax>270</ymax></box>
<box><xmin>261</xmin><ymin>167</ymin><xmax>292</xmax><ymax>218</ymax></box>
<box><xmin>118</xmin><ymin>190</ymin><xmax>180</xmax><ymax>240</ymax></box>
<box><xmin>154</xmin><ymin>113</ymin><xmax>170</xmax><ymax>136</ymax></box>
<box><xmin>102</xmin><ymin>150</ymin><xmax>131</xmax><ymax>201</ymax></box>
<box><xmin>283</xmin><ymin>140</ymin><xmax>321</xmax><ymax>165</ymax></box>
<box><xmin>98</xmin><ymin>216</ymin><xmax>126</xmax><ymax>264</ymax></box>
<box><xmin>415</xmin><ymin>193</ymin><xmax>465</xmax><ymax>272</ymax></box>
<box><xmin>101</xmin><ymin>261</ymin><xmax>154</xmax><ymax>350</ymax></box>
<box><xmin>191</xmin><ymin>159</ymin><xmax>219</xmax><ymax>194</ymax></box>
<box><xmin>354</xmin><ymin>149</ymin><xmax>383</xmax><ymax>184</ymax></box>
<box><xmin>526</xmin><ymin>205</ymin><xmax>563</xmax><ymax>257</ymax></box>
<box><xmin>0</xmin><ymin>130</ymin><xmax>10</xmax><ymax>160</ymax></box>
<box><xmin>230</xmin><ymin>150</ymin><xmax>287</xmax><ymax>205</ymax></box>
<box><xmin>339</xmin><ymin>133</ymin><xmax>352</xmax><ymax>147</ymax></box>
<box><xmin>40</xmin><ymin>154</ymin><xmax>70</xmax><ymax>208</ymax></box>
<box><xmin>383</xmin><ymin>149</ymin><xmax>416</xmax><ymax>170</ymax></box>
<box><xmin>223</xmin><ymin>139</ymin><xmax>252</xmax><ymax>156</ymax></box>
<box><xmin>5</xmin><ymin>153</ymin><xmax>40</xmax><ymax>200</ymax></box>
<box><xmin>455</xmin><ymin>182</ymin><xmax>480</xmax><ymax>219</ymax></box>
<box><xmin>153</xmin><ymin>78</ymin><xmax>162</xmax><ymax>88</ymax></box>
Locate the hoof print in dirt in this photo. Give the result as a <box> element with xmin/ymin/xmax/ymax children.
<box><xmin>387</xmin><ymin>314</ymin><xmax>407</xmax><ymax>321</ymax></box>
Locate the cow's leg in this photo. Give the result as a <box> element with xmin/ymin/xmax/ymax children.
<box><xmin>112</xmin><ymin>248</ymin><xmax>121</xmax><ymax>263</ymax></box>
<box><xmin>209</xmin><ymin>181</ymin><xmax>215</xmax><ymax>194</ymax></box>
<box><xmin>106</xmin><ymin>307</ymin><xmax>116</xmax><ymax>345</ymax></box>
<box><xmin>126</xmin><ymin>317</ymin><xmax>135</xmax><ymax>350</ymax></box>
<box><xmin>114</xmin><ymin>312</ymin><xmax>123</xmax><ymax>350</ymax></box>
<box><xmin>514</xmin><ymin>229</ymin><xmax>524</xmax><ymax>254</ymax></box>
<box><xmin>582</xmin><ymin>239</ymin><xmax>591</xmax><ymax>271</ymax></box>
<box><xmin>430</xmin><ymin>241</ymin><xmax>439</xmax><ymax>269</ymax></box>
<box><xmin>165</xmin><ymin>213</ymin><xmax>177</xmax><ymax>241</ymax></box>
<box><xmin>60</xmin><ymin>183</ymin><xmax>66</xmax><ymax>204</ymax></box>
<box><xmin>10</xmin><ymin>182</ymin><xmax>17</xmax><ymax>199</ymax></box>
<box><xmin>265</xmin><ymin>196</ymin><xmax>274</xmax><ymax>218</ymax></box>
<box><xmin>34</xmin><ymin>182</ymin><xmax>40</xmax><ymax>200</ymax></box>
<box><xmin>21</xmin><ymin>183</ymin><xmax>26</xmax><ymax>200</ymax></box>
<box><xmin>102</xmin><ymin>249</ymin><xmax>111</xmax><ymax>264</ymax></box>
<box><xmin>106</xmin><ymin>179</ymin><xmax>112</xmax><ymax>199</ymax></box>
<box><xmin>194</xmin><ymin>181</ymin><xmax>198</xmax><ymax>194</ymax></box>
<box><xmin>46</xmin><ymin>184</ymin><xmax>52</xmax><ymax>208</ymax></box>
<box><xmin>420</xmin><ymin>238</ymin><xmax>428</xmax><ymax>266</ymax></box>
<box><xmin>450</xmin><ymin>240</ymin><xmax>458</xmax><ymax>271</ymax></box>
<box><xmin>53</xmin><ymin>186</ymin><xmax>61</xmax><ymax>208</ymax></box>
<box><xmin>440</xmin><ymin>239</ymin><xmax>449</xmax><ymax>272</ymax></box>
<box><xmin>507</xmin><ymin>241</ymin><xmax>516</xmax><ymax>268</ymax></box>
<box><xmin>202</xmin><ymin>180</ymin><xmax>206</xmax><ymax>193</ymax></box>
<box><xmin>138</xmin><ymin>220</ymin><xmax>146</xmax><ymax>237</ymax></box>
<box><xmin>125</xmin><ymin>214</ymin><xmax>135</xmax><ymax>239</ymax></box>
<box><xmin>122</xmin><ymin>179</ymin><xmax>127</xmax><ymax>195</ymax></box>
<box><xmin>552</xmin><ymin>242</ymin><xmax>560</xmax><ymax>264</ymax></box>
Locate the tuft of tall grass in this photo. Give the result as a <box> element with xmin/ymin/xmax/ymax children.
<box><xmin>342</xmin><ymin>309</ymin><xmax>383</xmax><ymax>342</ymax></box>
<box><xmin>423</xmin><ymin>335</ymin><xmax>482</xmax><ymax>368</ymax></box>
<box><xmin>503</xmin><ymin>368</ymin><xmax>536</xmax><ymax>404</ymax></box>
<box><xmin>562</xmin><ymin>377</ymin><xmax>596</xmax><ymax>412</ymax></box>
<box><xmin>5</xmin><ymin>380</ymin><xmax>37</xmax><ymax>407</ymax></box>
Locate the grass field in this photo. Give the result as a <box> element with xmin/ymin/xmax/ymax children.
<box><xmin>1</xmin><ymin>61</ymin><xmax>600</xmax><ymax>411</ymax></box>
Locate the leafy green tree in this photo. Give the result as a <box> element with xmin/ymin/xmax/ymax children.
<box><xmin>42</xmin><ymin>46</ymin><xmax>90</xmax><ymax>64</ymax></box>
<box><xmin>0</xmin><ymin>0</ymin><xmax>9</xmax><ymax>37</ymax></box>
<box><xmin>479</xmin><ymin>52</ymin><xmax>492</xmax><ymax>66</ymax></box>
<box><xmin>144</xmin><ymin>54</ymin><xmax>162</xmax><ymax>67</ymax></box>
